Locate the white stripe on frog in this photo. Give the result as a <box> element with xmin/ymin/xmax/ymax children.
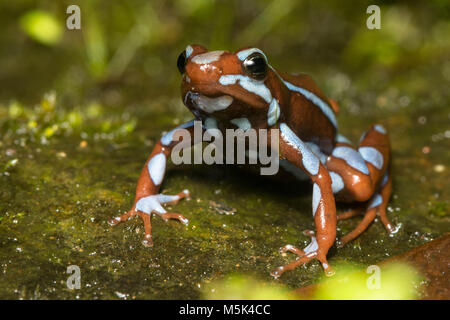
<box><xmin>147</xmin><ymin>153</ymin><xmax>166</xmax><ymax>185</ymax></box>
<box><xmin>191</xmin><ymin>51</ymin><xmax>224</xmax><ymax>64</ymax></box>
<box><xmin>219</xmin><ymin>74</ymin><xmax>272</xmax><ymax>103</ymax></box>
<box><xmin>230</xmin><ymin>117</ymin><xmax>251</xmax><ymax>131</ymax></box>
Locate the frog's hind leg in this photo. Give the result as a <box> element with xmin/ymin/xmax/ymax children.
<box><xmin>336</xmin><ymin>200</ymin><xmax>378</xmax><ymax>248</ymax></box>
<box><xmin>337</xmin><ymin>205</ymin><xmax>364</xmax><ymax>221</ymax></box>
<box><xmin>337</xmin><ymin>170</ymin><xmax>394</xmax><ymax>247</ymax></box>
<box><xmin>377</xmin><ymin>171</ymin><xmax>395</xmax><ymax>232</ymax></box>
<box><xmin>326</xmin><ymin>124</ymin><xmax>393</xmax><ymax>246</ymax></box>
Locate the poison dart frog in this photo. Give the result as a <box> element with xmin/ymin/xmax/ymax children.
<box><xmin>109</xmin><ymin>45</ymin><xmax>396</xmax><ymax>277</ymax></box>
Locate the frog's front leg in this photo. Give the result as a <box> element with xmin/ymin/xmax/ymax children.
<box><xmin>271</xmin><ymin>123</ymin><xmax>337</xmax><ymax>278</ymax></box>
<box><xmin>108</xmin><ymin>120</ymin><xmax>198</xmax><ymax>247</ymax></box>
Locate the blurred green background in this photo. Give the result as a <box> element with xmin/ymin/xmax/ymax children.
<box><xmin>0</xmin><ymin>0</ymin><xmax>448</xmax><ymax>299</ymax></box>
<box><xmin>1</xmin><ymin>0</ymin><xmax>449</xmax><ymax>106</ymax></box>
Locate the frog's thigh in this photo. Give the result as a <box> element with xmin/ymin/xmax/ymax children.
<box><xmin>326</xmin><ymin>125</ymin><xmax>390</xmax><ymax>203</ymax></box>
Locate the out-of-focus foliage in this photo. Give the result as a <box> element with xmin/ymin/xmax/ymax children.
<box><xmin>1</xmin><ymin>0</ymin><xmax>449</xmax><ymax>105</ymax></box>
<box><xmin>201</xmin><ymin>263</ymin><xmax>421</xmax><ymax>300</ymax></box>
<box><xmin>313</xmin><ymin>263</ymin><xmax>421</xmax><ymax>300</ymax></box>
<box><xmin>19</xmin><ymin>9</ymin><xmax>63</xmax><ymax>45</ymax></box>
<box><xmin>344</xmin><ymin>6</ymin><xmax>450</xmax><ymax>69</ymax></box>
<box><xmin>202</xmin><ymin>274</ymin><xmax>297</xmax><ymax>300</ymax></box>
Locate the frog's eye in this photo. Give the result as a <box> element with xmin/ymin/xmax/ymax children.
<box><xmin>177</xmin><ymin>50</ymin><xmax>187</xmax><ymax>74</ymax></box>
<box><xmin>242</xmin><ymin>52</ymin><xmax>267</xmax><ymax>81</ymax></box>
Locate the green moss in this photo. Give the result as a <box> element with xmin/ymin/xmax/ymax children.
<box><xmin>428</xmin><ymin>201</ymin><xmax>448</xmax><ymax>218</ymax></box>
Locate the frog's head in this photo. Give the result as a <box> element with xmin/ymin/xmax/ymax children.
<box><xmin>177</xmin><ymin>44</ymin><xmax>284</xmax><ymax>127</ymax></box>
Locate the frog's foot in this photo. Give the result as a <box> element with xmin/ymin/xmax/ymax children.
<box><xmin>337</xmin><ymin>173</ymin><xmax>397</xmax><ymax>247</ymax></box>
<box><xmin>108</xmin><ymin>189</ymin><xmax>190</xmax><ymax>247</ymax></box>
<box><xmin>271</xmin><ymin>232</ymin><xmax>335</xmax><ymax>278</ymax></box>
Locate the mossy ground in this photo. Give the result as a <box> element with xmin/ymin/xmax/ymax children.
<box><xmin>0</xmin><ymin>83</ymin><xmax>448</xmax><ymax>299</ymax></box>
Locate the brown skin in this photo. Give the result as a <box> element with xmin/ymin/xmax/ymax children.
<box><xmin>109</xmin><ymin>44</ymin><xmax>395</xmax><ymax>277</ymax></box>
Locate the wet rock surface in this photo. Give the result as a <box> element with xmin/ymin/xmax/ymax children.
<box><xmin>380</xmin><ymin>233</ymin><xmax>450</xmax><ymax>299</ymax></box>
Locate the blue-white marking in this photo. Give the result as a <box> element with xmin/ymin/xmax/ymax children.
<box><xmin>332</xmin><ymin>146</ymin><xmax>369</xmax><ymax>175</ymax></box>
<box><xmin>204</xmin><ymin>117</ymin><xmax>218</xmax><ymax>130</ymax></box>
<box><xmin>136</xmin><ymin>192</ymin><xmax>188</xmax><ymax>217</ymax></box>
<box><xmin>136</xmin><ymin>195</ymin><xmax>166</xmax><ymax>214</ymax></box>
<box><xmin>192</xmin><ymin>50</ymin><xmax>224</xmax><ymax>64</ymax></box>
<box><xmin>359</xmin><ymin>146</ymin><xmax>383</xmax><ymax>170</ymax></box>
<box><xmin>267</xmin><ymin>98</ymin><xmax>280</xmax><ymax>126</ymax></box>
<box><xmin>381</xmin><ymin>172</ymin><xmax>389</xmax><ymax>187</ymax></box>
<box><xmin>219</xmin><ymin>75</ymin><xmax>272</xmax><ymax>103</ymax></box>
<box><xmin>368</xmin><ymin>194</ymin><xmax>382</xmax><ymax>209</ymax></box>
<box><xmin>280</xmin><ymin>123</ymin><xmax>320</xmax><ymax>176</ymax></box>
<box><xmin>283</xmin><ymin>81</ymin><xmax>338</xmax><ymax>128</ymax></box>
<box><xmin>237</xmin><ymin>48</ymin><xmax>268</xmax><ymax>62</ymax></box>
<box><xmin>312</xmin><ymin>183</ymin><xmax>321</xmax><ymax>216</ymax></box>
<box><xmin>374</xmin><ymin>124</ymin><xmax>386</xmax><ymax>134</ymax></box>
<box><xmin>185</xmin><ymin>45</ymin><xmax>193</xmax><ymax>58</ymax></box>
<box><xmin>306</xmin><ymin>142</ymin><xmax>328</xmax><ymax>164</ymax></box>
<box><xmin>336</xmin><ymin>134</ymin><xmax>352</xmax><ymax>145</ymax></box>
<box><xmin>157</xmin><ymin>194</ymin><xmax>180</xmax><ymax>203</ymax></box>
<box><xmin>230</xmin><ymin>117</ymin><xmax>251</xmax><ymax>131</ymax></box>
<box><xmin>329</xmin><ymin>171</ymin><xmax>344</xmax><ymax>194</ymax></box>
<box><xmin>161</xmin><ymin>120</ymin><xmax>195</xmax><ymax>146</ymax></box>
<box><xmin>304</xmin><ymin>237</ymin><xmax>318</xmax><ymax>254</ymax></box>
<box><xmin>147</xmin><ymin>153</ymin><xmax>166</xmax><ymax>185</ymax></box>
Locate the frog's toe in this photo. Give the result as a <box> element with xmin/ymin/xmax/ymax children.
<box><xmin>271</xmin><ymin>254</ymin><xmax>315</xmax><ymax>279</ymax></box>
<box><xmin>142</xmin><ymin>234</ymin><xmax>153</xmax><ymax>247</ymax></box>
<box><xmin>280</xmin><ymin>244</ymin><xmax>305</xmax><ymax>256</ymax></box>
<box><xmin>157</xmin><ymin>189</ymin><xmax>190</xmax><ymax>205</ymax></box>
<box><xmin>155</xmin><ymin>212</ymin><xmax>189</xmax><ymax>225</ymax></box>
<box><xmin>272</xmin><ymin>237</ymin><xmax>334</xmax><ymax>278</ymax></box>
<box><xmin>323</xmin><ymin>263</ymin><xmax>335</xmax><ymax>277</ymax></box>
<box><xmin>302</xmin><ymin>229</ymin><xmax>315</xmax><ymax>237</ymax></box>
<box><xmin>108</xmin><ymin>209</ymin><xmax>134</xmax><ymax>226</ymax></box>
<box><xmin>108</xmin><ymin>217</ymin><xmax>120</xmax><ymax>226</ymax></box>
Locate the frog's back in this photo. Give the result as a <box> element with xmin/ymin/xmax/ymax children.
<box><xmin>276</xmin><ymin>71</ymin><xmax>338</xmax><ymax>154</ymax></box>
<box><xmin>279</xmin><ymin>72</ymin><xmax>332</xmax><ymax>107</ymax></box>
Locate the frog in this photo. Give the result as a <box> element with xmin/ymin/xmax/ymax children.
<box><xmin>109</xmin><ymin>44</ymin><xmax>396</xmax><ymax>277</ymax></box>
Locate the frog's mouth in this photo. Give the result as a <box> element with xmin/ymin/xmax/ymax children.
<box><xmin>184</xmin><ymin>91</ymin><xmax>234</xmax><ymax>114</ymax></box>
